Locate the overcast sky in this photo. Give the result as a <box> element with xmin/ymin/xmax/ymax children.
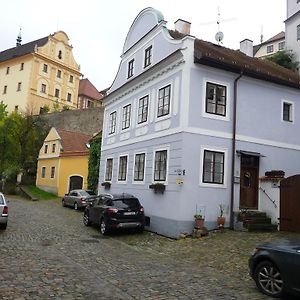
<box><xmin>1</xmin><ymin>0</ymin><xmax>286</xmax><ymax>91</ymax></box>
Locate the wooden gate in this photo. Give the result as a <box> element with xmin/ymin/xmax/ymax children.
<box><xmin>280</xmin><ymin>174</ymin><xmax>300</xmax><ymax>232</ymax></box>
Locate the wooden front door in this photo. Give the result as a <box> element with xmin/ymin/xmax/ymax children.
<box><xmin>280</xmin><ymin>175</ymin><xmax>300</xmax><ymax>232</ymax></box>
<box><xmin>240</xmin><ymin>154</ymin><xmax>259</xmax><ymax>209</ymax></box>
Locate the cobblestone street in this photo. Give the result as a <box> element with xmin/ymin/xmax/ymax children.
<box><xmin>1</xmin><ymin>196</ymin><xmax>299</xmax><ymax>299</ymax></box>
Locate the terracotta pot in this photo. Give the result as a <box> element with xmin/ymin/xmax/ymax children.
<box><xmin>195</xmin><ymin>218</ymin><xmax>204</xmax><ymax>228</ymax></box>
<box><xmin>217</xmin><ymin>216</ymin><xmax>225</xmax><ymax>227</ymax></box>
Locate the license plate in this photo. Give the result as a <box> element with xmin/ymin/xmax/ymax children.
<box><xmin>123</xmin><ymin>212</ymin><xmax>136</xmax><ymax>216</ymax></box>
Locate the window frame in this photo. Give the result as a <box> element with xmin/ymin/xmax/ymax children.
<box><xmin>205</xmin><ymin>82</ymin><xmax>227</xmax><ymax>117</ymax></box>
<box><xmin>17</xmin><ymin>82</ymin><xmax>22</xmax><ymax>92</ymax></box>
<box><xmin>127</xmin><ymin>59</ymin><xmax>134</xmax><ymax>79</ymax></box>
<box><xmin>3</xmin><ymin>85</ymin><xmax>7</xmax><ymax>94</ymax></box>
<box><xmin>267</xmin><ymin>44</ymin><xmax>274</xmax><ymax>53</ymax></box>
<box><xmin>144</xmin><ymin>45</ymin><xmax>152</xmax><ymax>68</ymax></box>
<box><xmin>43</xmin><ymin>64</ymin><xmax>48</xmax><ymax>73</ymax></box>
<box><xmin>67</xmin><ymin>93</ymin><xmax>72</xmax><ymax>102</ymax></box>
<box><xmin>105</xmin><ymin>158</ymin><xmax>113</xmax><ymax>182</ymax></box>
<box><xmin>137</xmin><ymin>95</ymin><xmax>149</xmax><ymax>125</ymax></box>
<box><xmin>6</xmin><ymin>67</ymin><xmax>9</xmax><ymax>75</ymax></box>
<box><xmin>55</xmin><ymin>88</ymin><xmax>60</xmax><ymax>98</ymax></box>
<box><xmin>52</xmin><ymin>143</ymin><xmax>56</xmax><ymax>153</ymax></box>
<box><xmin>199</xmin><ymin>146</ymin><xmax>227</xmax><ymax>188</ymax></box>
<box><xmin>278</xmin><ymin>41</ymin><xmax>285</xmax><ymax>50</ymax></box>
<box><xmin>108</xmin><ymin>111</ymin><xmax>117</xmax><ymax>135</ymax></box>
<box><xmin>152</xmin><ymin>147</ymin><xmax>169</xmax><ymax>183</ymax></box>
<box><xmin>133</xmin><ymin>152</ymin><xmax>146</xmax><ymax>183</ymax></box>
<box><xmin>44</xmin><ymin>144</ymin><xmax>48</xmax><ymax>154</ymax></box>
<box><xmin>20</xmin><ymin>63</ymin><xmax>24</xmax><ymax>71</ymax></box>
<box><xmin>50</xmin><ymin>166</ymin><xmax>55</xmax><ymax>179</ymax></box>
<box><xmin>41</xmin><ymin>83</ymin><xmax>46</xmax><ymax>94</ymax></box>
<box><xmin>117</xmin><ymin>155</ymin><xmax>128</xmax><ymax>183</ymax></box>
<box><xmin>57</xmin><ymin>69</ymin><xmax>62</xmax><ymax>78</ymax></box>
<box><xmin>69</xmin><ymin>75</ymin><xmax>74</xmax><ymax>83</ymax></box>
<box><xmin>157</xmin><ymin>84</ymin><xmax>171</xmax><ymax>118</ymax></box>
<box><xmin>122</xmin><ymin>104</ymin><xmax>131</xmax><ymax>130</ymax></box>
<box><xmin>41</xmin><ymin>166</ymin><xmax>46</xmax><ymax>178</ymax></box>
<box><xmin>282</xmin><ymin>100</ymin><xmax>294</xmax><ymax>123</ymax></box>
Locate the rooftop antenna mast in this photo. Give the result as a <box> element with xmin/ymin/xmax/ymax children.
<box><xmin>260</xmin><ymin>25</ymin><xmax>264</xmax><ymax>43</ymax></box>
<box><xmin>215</xmin><ymin>6</ymin><xmax>224</xmax><ymax>45</ymax></box>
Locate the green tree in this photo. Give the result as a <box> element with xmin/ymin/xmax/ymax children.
<box><xmin>0</xmin><ymin>101</ymin><xmax>8</xmax><ymax>120</ymax></box>
<box><xmin>266</xmin><ymin>50</ymin><xmax>299</xmax><ymax>71</ymax></box>
<box><xmin>88</xmin><ymin>135</ymin><xmax>101</xmax><ymax>192</ymax></box>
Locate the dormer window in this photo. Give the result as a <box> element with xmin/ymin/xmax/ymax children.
<box><xmin>127</xmin><ymin>59</ymin><xmax>134</xmax><ymax>78</ymax></box>
<box><xmin>144</xmin><ymin>46</ymin><xmax>152</xmax><ymax>68</ymax></box>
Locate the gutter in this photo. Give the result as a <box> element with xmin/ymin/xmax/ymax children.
<box><xmin>230</xmin><ymin>72</ymin><xmax>243</xmax><ymax>230</ymax></box>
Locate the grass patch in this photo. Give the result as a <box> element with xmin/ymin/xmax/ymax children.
<box><xmin>22</xmin><ymin>185</ymin><xmax>59</xmax><ymax>200</ymax></box>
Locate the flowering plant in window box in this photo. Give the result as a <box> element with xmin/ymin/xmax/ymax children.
<box><xmin>149</xmin><ymin>183</ymin><xmax>165</xmax><ymax>193</ymax></box>
<box><xmin>101</xmin><ymin>181</ymin><xmax>111</xmax><ymax>189</ymax></box>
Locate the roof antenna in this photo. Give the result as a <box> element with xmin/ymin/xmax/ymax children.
<box><xmin>215</xmin><ymin>6</ymin><xmax>224</xmax><ymax>45</ymax></box>
<box><xmin>260</xmin><ymin>25</ymin><xmax>264</xmax><ymax>43</ymax></box>
<box><xmin>16</xmin><ymin>27</ymin><xmax>22</xmax><ymax>46</ymax></box>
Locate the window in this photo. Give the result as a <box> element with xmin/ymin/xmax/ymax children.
<box><xmin>3</xmin><ymin>85</ymin><xmax>7</xmax><ymax>94</ymax></box>
<box><xmin>57</xmin><ymin>70</ymin><xmax>61</xmax><ymax>78</ymax></box>
<box><xmin>127</xmin><ymin>59</ymin><xmax>134</xmax><ymax>78</ymax></box>
<box><xmin>118</xmin><ymin>156</ymin><xmax>128</xmax><ymax>181</ymax></box>
<box><xmin>138</xmin><ymin>95</ymin><xmax>149</xmax><ymax>124</ymax></box>
<box><xmin>55</xmin><ymin>88</ymin><xmax>60</xmax><ymax>98</ymax></box>
<box><xmin>283</xmin><ymin>102</ymin><xmax>293</xmax><ymax>122</ymax></box>
<box><xmin>17</xmin><ymin>82</ymin><xmax>22</xmax><ymax>91</ymax></box>
<box><xmin>157</xmin><ymin>85</ymin><xmax>171</xmax><ymax>117</ymax></box>
<box><xmin>108</xmin><ymin>111</ymin><xmax>116</xmax><ymax>135</ymax></box>
<box><xmin>44</xmin><ymin>144</ymin><xmax>48</xmax><ymax>154</ymax></box>
<box><xmin>144</xmin><ymin>46</ymin><xmax>152</xmax><ymax>68</ymax></box>
<box><xmin>51</xmin><ymin>166</ymin><xmax>55</xmax><ymax>178</ymax></box>
<box><xmin>278</xmin><ymin>41</ymin><xmax>285</xmax><ymax>50</ymax></box>
<box><xmin>41</xmin><ymin>167</ymin><xmax>46</xmax><ymax>178</ymax></box>
<box><xmin>6</xmin><ymin>67</ymin><xmax>9</xmax><ymax>75</ymax></box>
<box><xmin>41</xmin><ymin>84</ymin><xmax>46</xmax><ymax>93</ymax></box>
<box><xmin>67</xmin><ymin>93</ymin><xmax>72</xmax><ymax>102</ymax></box>
<box><xmin>14</xmin><ymin>105</ymin><xmax>18</xmax><ymax>112</ymax></box>
<box><xmin>105</xmin><ymin>158</ymin><xmax>113</xmax><ymax>181</ymax></box>
<box><xmin>69</xmin><ymin>75</ymin><xmax>73</xmax><ymax>83</ymax></box>
<box><xmin>58</xmin><ymin>50</ymin><xmax>62</xmax><ymax>59</ymax></box>
<box><xmin>154</xmin><ymin>150</ymin><xmax>167</xmax><ymax>181</ymax></box>
<box><xmin>267</xmin><ymin>45</ymin><xmax>274</xmax><ymax>53</ymax></box>
<box><xmin>20</xmin><ymin>63</ymin><xmax>24</xmax><ymax>71</ymax></box>
<box><xmin>203</xmin><ymin>150</ymin><xmax>224</xmax><ymax>184</ymax></box>
<box><xmin>134</xmin><ymin>153</ymin><xmax>145</xmax><ymax>181</ymax></box>
<box><xmin>206</xmin><ymin>82</ymin><xmax>226</xmax><ymax>116</ymax></box>
<box><xmin>43</xmin><ymin>64</ymin><xmax>48</xmax><ymax>73</ymax></box>
<box><xmin>122</xmin><ymin>104</ymin><xmax>131</xmax><ymax>130</ymax></box>
<box><xmin>52</xmin><ymin>143</ymin><xmax>56</xmax><ymax>153</ymax></box>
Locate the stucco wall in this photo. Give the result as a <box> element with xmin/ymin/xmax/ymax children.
<box><xmin>39</xmin><ymin>107</ymin><xmax>104</xmax><ymax>135</ymax></box>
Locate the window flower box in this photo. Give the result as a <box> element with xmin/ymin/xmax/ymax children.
<box><xmin>101</xmin><ymin>181</ymin><xmax>111</xmax><ymax>189</ymax></box>
<box><xmin>149</xmin><ymin>183</ymin><xmax>165</xmax><ymax>193</ymax></box>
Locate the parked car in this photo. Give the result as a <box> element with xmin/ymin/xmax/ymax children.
<box><xmin>62</xmin><ymin>189</ymin><xmax>95</xmax><ymax>210</ymax></box>
<box><xmin>249</xmin><ymin>239</ymin><xmax>300</xmax><ymax>298</ymax></box>
<box><xmin>0</xmin><ymin>193</ymin><xmax>8</xmax><ymax>230</ymax></box>
<box><xmin>83</xmin><ymin>193</ymin><xmax>145</xmax><ymax>235</ymax></box>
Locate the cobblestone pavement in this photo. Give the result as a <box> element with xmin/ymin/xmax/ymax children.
<box><xmin>1</xmin><ymin>196</ymin><xmax>300</xmax><ymax>300</ymax></box>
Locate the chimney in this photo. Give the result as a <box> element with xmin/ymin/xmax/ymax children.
<box><xmin>174</xmin><ymin>19</ymin><xmax>191</xmax><ymax>35</ymax></box>
<box><xmin>240</xmin><ymin>39</ymin><xmax>253</xmax><ymax>57</ymax></box>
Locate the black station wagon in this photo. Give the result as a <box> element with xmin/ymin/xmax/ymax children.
<box><xmin>83</xmin><ymin>193</ymin><xmax>145</xmax><ymax>235</ymax></box>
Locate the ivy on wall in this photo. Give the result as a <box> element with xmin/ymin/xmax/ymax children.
<box><xmin>88</xmin><ymin>135</ymin><xmax>101</xmax><ymax>192</ymax></box>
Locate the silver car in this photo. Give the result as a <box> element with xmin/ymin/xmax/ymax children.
<box><xmin>0</xmin><ymin>193</ymin><xmax>8</xmax><ymax>229</ymax></box>
<box><xmin>62</xmin><ymin>189</ymin><xmax>95</xmax><ymax>210</ymax></box>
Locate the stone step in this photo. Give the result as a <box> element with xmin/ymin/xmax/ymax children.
<box><xmin>244</xmin><ymin>217</ymin><xmax>272</xmax><ymax>225</ymax></box>
<box><xmin>247</xmin><ymin>223</ymin><xmax>278</xmax><ymax>232</ymax></box>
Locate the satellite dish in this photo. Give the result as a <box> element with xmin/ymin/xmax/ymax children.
<box><xmin>215</xmin><ymin>31</ymin><xmax>224</xmax><ymax>44</ymax></box>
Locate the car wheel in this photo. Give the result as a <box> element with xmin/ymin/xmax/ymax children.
<box><xmin>136</xmin><ymin>225</ymin><xmax>144</xmax><ymax>233</ymax></box>
<box><xmin>83</xmin><ymin>212</ymin><xmax>91</xmax><ymax>226</ymax></box>
<box><xmin>74</xmin><ymin>202</ymin><xmax>78</xmax><ymax>210</ymax></box>
<box><xmin>0</xmin><ymin>223</ymin><xmax>7</xmax><ymax>230</ymax></box>
<box><xmin>254</xmin><ymin>260</ymin><xmax>285</xmax><ymax>298</ymax></box>
<box><xmin>62</xmin><ymin>199</ymin><xmax>66</xmax><ymax>207</ymax></box>
<box><xmin>100</xmin><ymin>219</ymin><xmax>109</xmax><ymax>235</ymax></box>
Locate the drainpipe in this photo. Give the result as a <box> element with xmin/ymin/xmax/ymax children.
<box><xmin>230</xmin><ymin>72</ymin><xmax>243</xmax><ymax>230</ymax></box>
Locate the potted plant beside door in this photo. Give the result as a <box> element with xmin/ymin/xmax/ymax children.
<box><xmin>217</xmin><ymin>204</ymin><xmax>225</xmax><ymax>228</ymax></box>
<box><xmin>194</xmin><ymin>211</ymin><xmax>205</xmax><ymax>228</ymax></box>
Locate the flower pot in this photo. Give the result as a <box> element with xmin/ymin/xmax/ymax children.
<box><xmin>217</xmin><ymin>216</ymin><xmax>225</xmax><ymax>228</ymax></box>
<box><xmin>195</xmin><ymin>218</ymin><xmax>204</xmax><ymax>228</ymax></box>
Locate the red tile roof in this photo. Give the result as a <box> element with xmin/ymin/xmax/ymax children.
<box><xmin>264</xmin><ymin>31</ymin><xmax>285</xmax><ymax>44</ymax></box>
<box><xmin>56</xmin><ymin>128</ymin><xmax>91</xmax><ymax>157</ymax></box>
<box><xmin>79</xmin><ymin>78</ymin><xmax>103</xmax><ymax>101</ymax></box>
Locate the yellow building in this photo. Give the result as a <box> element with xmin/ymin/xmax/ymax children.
<box><xmin>0</xmin><ymin>31</ymin><xmax>81</xmax><ymax>114</ymax></box>
<box><xmin>36</xmin><ymin>127</ymin><xmax>91</xmax><ymax>197</ymax></box>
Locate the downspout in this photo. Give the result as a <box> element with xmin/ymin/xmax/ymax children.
<box><xmin>229</xmin><ymin>71</ymin><xmax>243</xmax><ymax>230</ymax></box>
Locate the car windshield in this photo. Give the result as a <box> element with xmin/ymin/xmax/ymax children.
<box><xmin>78</xmin><ymin>191</ymin><xmax>91</xmax><ymax>197</ymax></box>
<box><xmin>0</xmin><ymin>195</ymin><xmax>4</xmax><ymax>205</ymax></box>
<box><xmin>86</xmin><ymin>190</ymin><xmax>96</xmax><ymax>195</ymax></box>
<box><xmin>113</xmin><ymin>198</ymin><xmax>140</xmax><ymax>209</ymax></box>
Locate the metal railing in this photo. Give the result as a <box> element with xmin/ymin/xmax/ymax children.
<box><xmin>259</xmin><ymin>187</ymin><xmax>277</xmax><ymax>208</ymax></box>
